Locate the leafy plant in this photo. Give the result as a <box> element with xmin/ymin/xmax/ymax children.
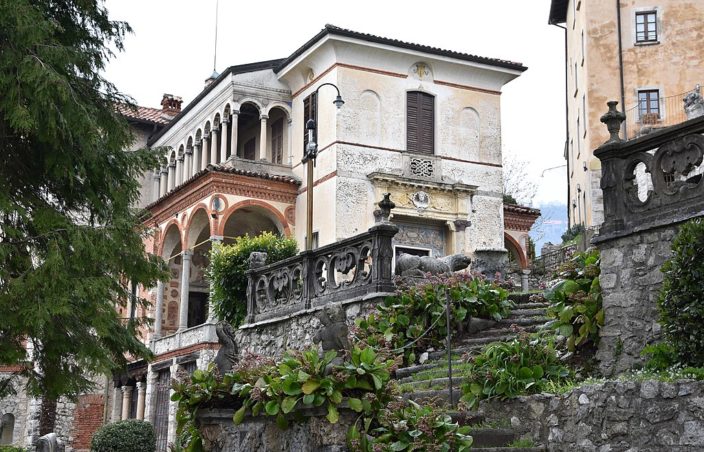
<box><xmin>209</xmin><ymin>232</ymin><xmax>298</xmax><ymax>325</ymax></box>
<box><xmin>658</xmin><ymin>218</ymin><xmax>704</xmax><ymax>366</ymax></box>
<box><xmin>545</xmin><ymin>248</ymin><xmax>603</xmax><ymax>351</ymax></box>
<box><xmin>460</xmin><ymin>331</ymin><xmax>571</xmax><ymax>409</ymax></box>
<box><xmin>0</xmin><ymin>447</ymin><xmax>26</xmax><ymax>452</ymax></box>
<box><xmin>349</xmin><ymin>399</ymin><xmax>473</xmax><ymax>452</ymax></box>
<box><xmin>354</xmin><ymin>273</ymin><xmax>512</xmax><ymax>365</ymax></box>
<box><xmin>641</xmin><ymin>342</ymin><xmax>679</xmax><ymax>371</ymax></box>
<box><xmin>561</xmin><ymin>224</ymin><xmax>585</xmax><ymax>244</ymax></box>
<box><xmin>90</xmin><ymin>420</ymin><xmax>156</xmax><ymax>452</ymax></box>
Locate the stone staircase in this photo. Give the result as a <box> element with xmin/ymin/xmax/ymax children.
<box><xmin>393</xmin><ymin>293</ymin><xmax>550</xmax><ymax>451</ymax></box>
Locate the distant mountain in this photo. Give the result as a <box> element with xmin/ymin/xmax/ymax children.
<box><xmin>529</xmin><ymin>202</ymin><xmax>568</xmax><ymax>256</ymax></box>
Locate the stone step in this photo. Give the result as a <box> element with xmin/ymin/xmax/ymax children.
<box><xmin>498</xmin><ymin>317</ymin><xmax>550</xmax><ymax>326</ymax></box>
<box><xmin>467</xmin><ymin>428</ymin><xmax>517</xmax><ymax>448</ymax></box>
<box><xmin>512</xmin><ymin>302</ymin><xmax>550</xmax><ymax>309</ymax></box>
<box><xmin>402</xmin><ymin>387</ymin><xmax>461</xmax><ymax>406</ymax></box>
<box><xmin>470</xmin><ymin>448</ymin><xmax>545</xmax><ymax>452</ymax></box>
<box><xmin>394</xmin><ymin>359</ymin><xmax>466</xmax><ymax>379</ymax></box>
<box><xmin>508</xmin><ymin>308</ymin><xmax>548</xmax><ymax>317</ymax></box>
<box><xmin>400</xmin><ymin>376</ymin><xmax>464</xmax><ymax>391</ymax></box>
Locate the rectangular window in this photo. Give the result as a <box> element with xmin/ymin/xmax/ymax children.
<box><xmin>407</xmin><ymin>91</ymin><xmax>434</xmax><ymax>154</ymax></box>
<box><xmin>303</xmin><ymin>92</ymin><xmax>317</xmax><ymax>151</ymax></box>
<box><xmin>582</xmin><ymin>95</ymin><xmax>587</xmax><ymax>137</ymax></box>
<box><xmin>576</xmin><ymin>117</ymin><xmax>581</xmax><ymax>158</ymax></box>
<box><xmin>636</xmin><ymin>11</ymin><xmax>658</xmax><ymax>43</ymax></box>
<box><xmin>638</xmin><ymin>89</ymin><xmax>660</xmax><ymax>122</ymax></box>
<box><xmin>574</xmin><ymin>62</ymin><xmax>578</xmax><ymax>95</ymax></box>
<box><xmin>581</xmin><ymin>30</ymin><xmax>585</xmax><ymax>65</ymax></box>
<box><xmin>271</xmin><ymin>118</ymin><xmax>284</xmax><ymax>164</ymax></box>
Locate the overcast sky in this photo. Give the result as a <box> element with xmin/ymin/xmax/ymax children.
<box><xmin>103</xmin><ymin>0</ymin><xmax>567</xmax><ymax>206</ymax></box>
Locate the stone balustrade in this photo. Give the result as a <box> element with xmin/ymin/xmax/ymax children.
<box><xmin>245</xmin><ymin>222</ymin><xmax>398</xmax><ymax>324</ymax></box>
<box><xmin>594</xmin><ymin>103</ymin><xmax>704</xmax><ymax>243</ymax></box>
<box><xmin>151</xmin><ymin>322</ymin><xmax>217</xmax><ymax>355</ymax></box>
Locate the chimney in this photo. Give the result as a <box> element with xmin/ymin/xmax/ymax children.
<box><xmin>161</xmin><ymin>94</ymin><xmax>182</xmax><ymax>117</ymax></box>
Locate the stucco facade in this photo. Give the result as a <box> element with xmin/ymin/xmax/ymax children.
<box><xmin>549</xmin><ymin>0</ymin><xmax>704</xmax><ymax>229</ymax></box>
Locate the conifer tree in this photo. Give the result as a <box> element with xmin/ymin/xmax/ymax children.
<box><xmin>0</xmin><ymin>0</ymin><xmax>165</xmax><ymax>433</ymax></box>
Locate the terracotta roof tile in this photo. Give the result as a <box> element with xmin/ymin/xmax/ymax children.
<box><xmin>117</xmin><ymin>103</ymin><xmax>174</xmax><ymax>126</ymax></box>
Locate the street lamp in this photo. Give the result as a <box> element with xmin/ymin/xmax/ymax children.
<box><xmin>302</xmin><ymin>83</ymin><xmax>344</xmax><ymax>251</ymax></box>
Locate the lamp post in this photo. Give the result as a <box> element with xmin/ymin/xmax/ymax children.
<box><xmin>302</xmin><ymin>83</ymin><xmax>345</xmax><ymax>251</ymax></box>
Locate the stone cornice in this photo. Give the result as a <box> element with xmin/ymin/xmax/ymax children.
<box><xmin>367</xmin><ymin>172</ymin><xmax>477</xmax><ymax>194</ymax></box>
<box><xmin>145</xmin><ymin>168</ymin><xmax>299</xmax><ymax>226</ymax></box>
<box><xmin>503</xmin><ymin>203</ymin><xmax>541</xmax><ymax>232</ymax></box>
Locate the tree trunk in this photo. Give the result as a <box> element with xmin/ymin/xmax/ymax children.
<box><xmin>39</xmin><ymin>397</ymin><xmax>57</xmax><ymax>436</ymax></box>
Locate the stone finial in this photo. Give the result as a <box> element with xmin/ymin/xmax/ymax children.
<box><xmin>374</xmin><ymin>193</ymin><xmax>396</xmax><ymax>223</ymax></box>
<box><xmin>684</xmin><ymin>85</ymin><xmax>704</xmax><ymax>120</ymax></box>
<box><xmin>600</xmin><ymin>101</ymin><xmax>626</xmax><ymax>144</ymax></box>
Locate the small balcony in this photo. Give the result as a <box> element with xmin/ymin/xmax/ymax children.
<box><xmin>624</xmin><ymin>85</ymin><xmax>704</xmax><ymax>140</ymax></box>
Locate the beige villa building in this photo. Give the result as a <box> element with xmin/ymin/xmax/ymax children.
<box><xmin>549</xmin><ymin>0</ymin><xmax>704</xmax><ymax>229</ymax></box>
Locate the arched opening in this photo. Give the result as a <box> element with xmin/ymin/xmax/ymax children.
<box><xmin>185</xmin><ymin>209</ymin><xmax>212</xmax><ymax>328</ymax></box>
<box><xmin>267</xmin><ymin>106</ymin><xmax>289</xmax><ymax>164</ymax></box>
<box><xmin>161</xmin><ymin>224</ymin><xmax>182</xmax><ymax>335</ymax></box>
<box><xmin>504</xmin><ymin>233</ymin><xmax>528</xmax><ymax>270</ymax></box>
<box><xmin>0</xmin><ymin>413</ymin><xmax>14</xmax><ymax>445</ymax></box>
<box><xmin>222</xmin><ymin>205</ymin><xmax>282</xmax><ymax>245</ymax></box>
<box><xmin>237</xmin><ymin>102</ymin><xmax>261</xmax><ymax>161</ymax></box>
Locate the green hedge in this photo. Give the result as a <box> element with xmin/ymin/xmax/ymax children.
<box><xmin>90</xmin><ymin>419</ymin><xmax>155</xmax><ymax>452</ymax></box>
<box><xmin>208</xmin><ymin>232</ymin><xmax>298</xmax><ymax>326</ymax></box>
<box><xmin>658</xmin><ymin>218</ymin><xmax>704</xmax><ymax>366</ymax></box>
<box><xmin>0</xmin><ymin>446</ymin><xmax>26</xmax><ymax>452</ymax></box>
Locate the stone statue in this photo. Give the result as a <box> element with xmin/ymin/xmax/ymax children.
<box><xmin>395</xmin><ymin>253</ymin><xmax>471</xmax><ymax>277</ymax></box>
<box><xmin>684</xmin><ymin>85</ymin><xmax>704</xmax><ymax>120</ymax></box>
<box><xmin>36</xmin><ymin>433</ymin><xmax>64</xmax><ymax>452</ymax></box>
<box><xmin>248</xmin><ymin>251</ymin><xmax>267</xmax><ymax>269</ymax></box>
<box><xmin>214</xmin><ymin>321</ymin><xmax>238</xmax><ymax>375</ymax></box>
<box><xmin>313</xmin><ymin>303</ymin><xmax>349</xmax><ymax>354</ymax></box>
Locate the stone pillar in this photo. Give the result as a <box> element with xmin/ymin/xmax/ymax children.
<box><xmin>258</xmin><ymin>115</ymin><xmax>268</xmax><ymax>161</ymax></box>
<box><xmin>230</xmin><ymin>110</ymin><xmax>239</xmax><ymax>159</ymax></box>
<box><xmin>175</xmin><ymin>155</ymin><xmax>184</xmax><ymax>186</ymax></box>
<box><xmin>453</xmin><ymin>219</ymin><xmax>471</xmax><ymax>254</ymax></box>
<box><xmin>121</xmin><ymin>385</ymin><xmax>133</xmax><ymax>420</ymax></box>
<box><xmin>208</xmin><ymin>236</ymin><xmax>223</xmax><ymax>323</ymax></box>
<box><xmin>210</xmin><ymin>128</ymin><xmax>219</xmax><ymax>164</ymax></box>
<box><xmin>201</xmin><ymin>135</ymin><xmax>209</xmax><ymax>170</ymax></box>
<box><xmin>152</xmin><ymin>172</ymin><xmax>160</xmax><ymax>202</ymax></box>
<box><xmin>178</xmin><ymin>250</ymin><xmax>192</xmax><ymax>331</ymax></box>
<box><xmin>159</xmin><ymin>167</ymin><xmax>168</xmax><ymax>197</ymax></box>
<box><xmin>287</xmin><ymin>118</ymin><xmax>293</xmax><ymax>165</ymax></box>
<box><xmin>521</xmin><ymin>269</ymin><xmax>531</xmax><ymax>293</ymax></box>
<box><xmin>153</xmin><ymin>280</ymin><xmax>164</xmax><ymax>339</ymax></box>
<box><xmin>167</xmin><ymin>162</ymin><xmax>175</xmax><ymax>192</ymax></box>
<box><xmin>192</xmin><ymin>142</ymin><xmax>201</xmax><ymax>176</ymax></box>
<box><xmin>136</xmin><ymin>382</ymin><xmax>146</xmax><ymax>420</ymax></box>
<box><xmin>220</xmin><ymin>119</ymin><xmax>229</xmax><ymax>162</ymax></box>
<box><xmin>111</xmin><ymin>385</ymin><xmax>122</xmax><ymax>422</ymax></box>
<box><xmin>184</xmin><ymin>148</ymin><xmax>193</xmax><ymax>182</ymax></box>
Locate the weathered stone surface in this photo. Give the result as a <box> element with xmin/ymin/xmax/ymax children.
<box><xmin>478</xmin><ymin>379</ymin><xmax>704</xmax><ymax>451</ymax></box>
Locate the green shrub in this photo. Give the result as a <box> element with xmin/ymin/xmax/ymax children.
<box><xmin>460</xmin><ymin>331</ymin><xmax>571</xmax><ymax>409</ymax></box>
<box><xmin>561</xmin><ymin>224</ymin><xmax>585</xmax><ymax>244</ymax></box>
<box><xmin>545</xmin><ymin>248</ymin><xmax>603</xmax><ymax>351</ymax></box>
<box><xmin>658</xmin><ymin>218</ymin><xmax>704</xmax><ymax>366</ymax></box>
<box><xmin>641</xmin><ymin>342</ymin><xmax>679</xmax><ymax>371</ymax></box>
<box><xmin>90</xmin><ymin>420</ymin><xmax>155</xmax><ymax>452</ymax></box>
<box><xmin>354</xmin><ymin>273</ymin><xmax>512</xmax><ymax>365</ymax></box>
<box><xmin>0</xmin><ymin>446</ymin><xmax>26</xmax><ymax>452</ymax></box>
<box><xmin>209</xmin><ymin>232</ymin><xmax>298</xmax><ymax>325</ymax></box>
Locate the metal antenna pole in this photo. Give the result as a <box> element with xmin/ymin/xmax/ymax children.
<box><xmin>213</xmin><ymin>0</ymin><xmax>219</xmax><ymax>71</ymax></box>
<box><xmin>446</xmin><ymin>287</ymin><xmax>454</xmax><ymax>408</ymax></box>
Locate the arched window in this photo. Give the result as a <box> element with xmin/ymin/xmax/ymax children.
<box><xmin>407</xmin><ymin>91</ymin><xmax>434</xmax><ymax>154</ymax></box>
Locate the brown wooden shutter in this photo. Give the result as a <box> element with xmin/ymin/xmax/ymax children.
<box><xmin>407</xmin><ymin>91</ymin><xmax>434</xmax><ymax>154</ymax></box>
<box><xmin>303</xmin><ymin>92</ymin><xmax>318</xmax><ymax>151</ymax></box>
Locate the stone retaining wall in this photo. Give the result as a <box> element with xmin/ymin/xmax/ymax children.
<box><xmin>596</xmin><ymin>224</ymin><xmax>678</xmax><ymax>376</ymax></box>
<box><xmin>479</xmin><ymin>379</ymin><xmax>704</xmax><ymax>452</ymax></box>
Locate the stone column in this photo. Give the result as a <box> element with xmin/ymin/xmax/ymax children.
<box><xmin>136</xmin><ymin>382</ymin><xmax>146</xmax><ymax>420</ymax></box>
<box><xmin>153</xmin><ymin>280</ymin><xmax>164</xmax><ymax>339</ymax></box>
<box><xmin>178</xmin><ymin>250</ymin><xmax>192</xmax><ymax>331</ymax></box>
<box><xmin>207</xmin><ymin>236</ymin><xmax>223</xmax><ymax>323</ymax></box>
<box><xmin>210</xmin><ymin>127</ymin><xmax>219</xmax><ymax>164</ymax></box>
<box><xmin>201</xmin><ymin>135</ymin><xmax>210</xmax><ymax>170</ymax></box>
<box><xmin>167</xmin><ymin>162</ymin><xmax>175</xmax><ymax>192</ymax></box>
<box><xmin>453</xmin><ymin>219</ymin><xmax>471</xmax><ymax>254</ymax></box>
<box><xmin>159</xmin><ymin>167</ymin><xmax>168</xmax><ymax>197</ymax></box>
<box><xmin>287</xmin><ymin>118</ymin><xmax>293</xmax><ymax>165</ymax></box>
<box><xmin>184</xmin><ymin>148</ymin><xmax>193</xmax><ymax>181</ymax></box>
<box><xmin>521</xmin><ymin>269</ymin><xmax>531</xmax><ymax>293</ymax></box>
<box><xmin>220</xmin><ymin>119</ymin><xmax>229</xmax><ymax>162</ymax></box>
<box><xmin>152</xmin><ymin>172</ymin><xmax>160</xmax><ymax>202</ymax></box>
<box><xmin>175</xmin><ymin>155</ymin><xmax>184</xmax><ymax>186</ymax></box>
<box><xmin>193</xmin><ymin>142</ymin><xmax>201</xmax><ymax>176</ymax></box>
<box><xmin>230</xmin><ymin>110</ymin><xmax>239</xmax><ymax>159</ymax></box>
<box><xmin>258</xmin><ymin>114</ymin><xmax>268</xmax><ymax>161</ymax></box>
<box><xmin>121</xmin><ymin>385</ymin><xmax>133</xmax><ymax>420</ymax></box>
<box><xmin>111</xmin><ymin>385</ymin><xmax>122</xmax><ymax>422</ymax></box>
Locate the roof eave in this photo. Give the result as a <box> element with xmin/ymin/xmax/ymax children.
<box><xmin>548</xmin><ymin>0</ymin><xmax>568</xmax><ymax>24</ymax></box>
